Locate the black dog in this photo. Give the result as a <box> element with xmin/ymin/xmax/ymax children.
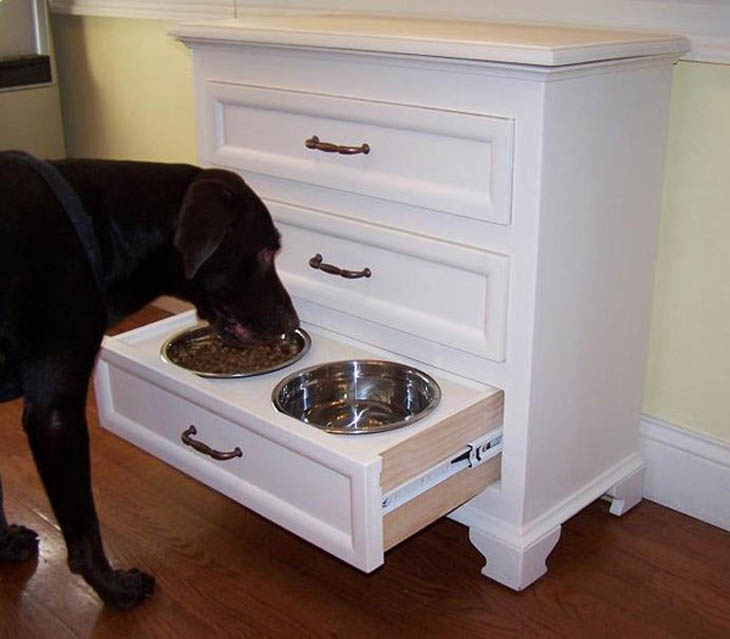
<box><xmin>0</xmin><ymin>155</ymin><xmax>298</xmax><ymax>609</ymax></box>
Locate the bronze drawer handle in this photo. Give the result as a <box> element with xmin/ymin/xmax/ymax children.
<box><xmin>305</xmin><ymin>135</ymin><xmax>370</xmax><ymax>155</ymax></box>
<box><xmin>309</xmin><ymin>253</ymin><xmax>372</xmax><ymax>279</ymax></box>
<box><xmin>181</xmin><ymin>425</ymin><xmax>243</xmax><ymax>461</ymax></box>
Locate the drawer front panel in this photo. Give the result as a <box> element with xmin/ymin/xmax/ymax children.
<box><xmin>205</xmin><ymin>82</ymin><xmax>514</xmax><ymax>225</ymax></box>
<box><xmin>106</xmin><ymin>366</ymin><xmax>356</xmax><ymax>543</ymax></box>
<box><xmin>273</xmin><ymin>203</ymin><xmax>510</xmax><ymax>361</ymax></box>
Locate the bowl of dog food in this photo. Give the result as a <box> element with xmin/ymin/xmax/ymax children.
<box><xmin>161</xmin><ymin>324</ymin><xmax>311</xmax><ymax>378</ymax></box>
<box><xmin>272</xmin><ymin>359</ymin><xmax>441</xmax><ymax>434</ymax></box>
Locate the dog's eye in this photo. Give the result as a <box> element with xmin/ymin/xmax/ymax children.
<box><xmin>222</xmin><ymin>188</ymin><xmax>236</xmax><ymax>205</ymax></box>
<box><xmin>257</xmin><ymin>248</ymin><xmax>277</xmax><ymax>268</ymax></box>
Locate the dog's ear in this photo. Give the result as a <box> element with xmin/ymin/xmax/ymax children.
<box><xmin>174</xmin><ymin>178</ymin><xmax>237</xmax><ymax>279</ymax></box>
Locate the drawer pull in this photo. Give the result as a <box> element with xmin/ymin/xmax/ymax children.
<box><xmin>305</xmin><ymin>135</ymin><xmax>370</xmax><ymax>155</ymax></box>
<box><xmin>181</xmin><ymin>425</ymin><xmax>243</xmax><ymax>461</ymax></box>
<box><xmin>309</xmin><ymin>253</ymin><xmax>372</xmax><ymax>279</ymax></box>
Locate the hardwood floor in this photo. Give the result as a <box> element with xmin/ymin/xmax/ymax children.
<box><xmin>1</xmin><ymin>306</ymin><xmax>729</xmax><ymax>638</ymax></box>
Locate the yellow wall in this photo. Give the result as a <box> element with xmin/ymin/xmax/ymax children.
<box><xmin>0</xmin><ymin>84</ymin><xmax>66</xmax><ymax>158</ymax></box>
<box><xmin>643</xmin><ymin>61</ymin><xmax>730</xmax><ymax>442</ymax></box>
<box><xmin>50</xmin><ymin>16</ymin><xmax>730</xmax><ymax>443</ymax></box>
<box><xmin>51</xmin><ymin>15</ymin><xmax>197</xmax><ymax>163</ymax></box>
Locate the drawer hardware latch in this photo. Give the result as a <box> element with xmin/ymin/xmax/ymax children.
<box><xmin>309</xmin><ymin>253</ymin><xmax>372</xmax><ymax>279</ymax></box>
<box><xmin>381</xmin><ymin>430</ymin><xmax>503</xmax><ymax>514</ymax></box>
<box><xmin>305</xmin><ymin>135</ymin><xmax>370</xmax><ymax>155</ymax></box>
<box><xmin>449</xmin><ymin>434</ymin><xmax>503</xmax><ymax>469</ymax></box>
<box><xmin>181</xmin><ymin>425</ymin><xmax>243</xmax><ymax>461</ymax></box>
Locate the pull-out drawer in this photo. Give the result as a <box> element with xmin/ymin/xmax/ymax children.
<box><xmin>95</xmin><ymin>312</ymin><xmax>503</xmax><ymax>571</ymax></box>
<box><xmin>272</xmin><ymin>201</ymin><xmax>510</xmax><ymax>362</ymax></box>
<box><xmin>204</xmin><ymin>82</ymin><xmax>514</xmax><ymax>225</ymax></box>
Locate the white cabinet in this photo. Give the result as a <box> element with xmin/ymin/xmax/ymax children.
<box><xmin>96</xmin><ymin>15</ymin><xmax>689</xmax><ymax>590</ymax></box>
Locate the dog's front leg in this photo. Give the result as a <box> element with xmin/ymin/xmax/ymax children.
<box><xmin>22</xmin><ymin>399</ymin><xmax>155</xmax><ymax>610</ymax></box>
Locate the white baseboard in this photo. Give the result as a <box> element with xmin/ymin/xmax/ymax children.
<box><xmin>640</xmin><ymin>414</ymin><xmax>730</xmax><ymax>532</ymax></box>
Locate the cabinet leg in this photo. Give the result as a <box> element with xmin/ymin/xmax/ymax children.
<box><xmin>605</xmin><ymin>464</ymin><xmax>645</xmax><ymax>516</ymax></box>
<box><xmin>468</xmin><ymin>524</ymin><xmax>561</xmax><ymax>591</ymax></box>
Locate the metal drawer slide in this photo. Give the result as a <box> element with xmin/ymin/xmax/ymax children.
<box><xmin>381</xmin><ymin>429</ymin><xmax>503</xmax><ymax>514</ymax></box>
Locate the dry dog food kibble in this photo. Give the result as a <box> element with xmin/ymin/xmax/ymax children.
<box><xmin>165</xmin><ymin>327</ymin><xmax>302</xmax><ymax>375</ymax></box>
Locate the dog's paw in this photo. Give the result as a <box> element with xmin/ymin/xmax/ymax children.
<box><xmin>0</xmin><ymin>524</ymin><xmax>40</xmax><ymax>562</ymax></box>
<box><xmin>101</xmin><ymin>568</ymin><xmax>156</xmax><ymax>611</ymax></box>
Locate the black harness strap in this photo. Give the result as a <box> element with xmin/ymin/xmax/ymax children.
<box><xmin>2</xmin><ymin>150</ymin><xmax>106</xmax><ymax>295</ymax></box>
<box><xmin>0</xmin><ymin>353</ymin><xmax>21</xmax><ymax>403</ymax></box>
<box><xmin>0</xmin><ymin>151</ymin><xmax>106</xmax><ymax>402</ymax></box>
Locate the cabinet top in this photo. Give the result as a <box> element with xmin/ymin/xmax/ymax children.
<box><xmin>172</xmin><ymin>14</ymin><xmax>690</xmax><ymax>66</ymax></box>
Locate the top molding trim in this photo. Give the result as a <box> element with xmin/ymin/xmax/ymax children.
<box><xmin>170</xmin><ymin>15</ymin><xmax>689</xmax><ymax>67</ymax></box>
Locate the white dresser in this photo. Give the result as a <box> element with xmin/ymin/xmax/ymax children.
<box><xmin>95</xmin><ymin>16</ymin><xmax>689</xmax><ymax>590</ymax></box>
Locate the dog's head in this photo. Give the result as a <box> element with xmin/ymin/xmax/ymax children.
<box><xmin>174</xmin><ymin>168</ymin><xmax>299</xmax><ymax>342</ymax></box>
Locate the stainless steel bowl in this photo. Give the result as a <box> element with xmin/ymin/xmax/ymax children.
<box><xmin>272</xmin><ymin>360</ymin><xmax>441</xmax><ymax>434</ymax></box>
<box><xmin>161</xmin><ymin>325</ymin><xmax>311</xmax><ymax>378</ymax></box>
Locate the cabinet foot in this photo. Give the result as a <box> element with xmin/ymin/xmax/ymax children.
<box><xmin>468</xmin><ymin>524</ymin><xmax>561</xmax><ymax>591</ymax></box>
<box><xmin>605</xmin><ymin>464</ymin><xmax>645</xmax><ymax>516</ymax></box>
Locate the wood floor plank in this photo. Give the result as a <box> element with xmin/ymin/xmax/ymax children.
<box><xmin>1</xmin><ymin>305</ymin><xmax>729</xmax><ymax>638</ymax></box>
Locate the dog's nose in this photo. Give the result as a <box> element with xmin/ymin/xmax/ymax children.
<box><xmin>282</xmin><ymin>308</ymin><xmax>300</xmax><ymax>333</ymax></box>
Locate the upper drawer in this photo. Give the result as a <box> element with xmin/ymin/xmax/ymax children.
<box><xmin>272</xmin><ymin>201</ymin><xmax>509</xmax><ymax>363</ymax></box>
<box><xmin>204</xmin><ymin>82</ymin><xmax>514</xmax><ymax>225</ymax></box>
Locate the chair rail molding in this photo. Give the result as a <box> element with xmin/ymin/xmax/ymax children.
<box><xmin>48</xmin><ymin>1</ymin><xmax>235</xmax><ymax>20</ymax></box>
<box><xmin>49</xmin><ymin>1</ymin><xmax>728</xmax><ymax>64</ymax></box>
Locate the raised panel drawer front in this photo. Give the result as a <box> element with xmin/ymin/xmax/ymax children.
<box><xmin>94</xmin><ymin>312</ymin><xmax>503</xmax><ymax>572</ymax></box>
<box><xmin>206</xmin><ymin>82</ymin><xmax>514</xmax><ymax>225</ymax></box>
<box><xmin>272</xmin><ymin>202</ymin><xmax>510</xmax><ymax>362</ymax></box>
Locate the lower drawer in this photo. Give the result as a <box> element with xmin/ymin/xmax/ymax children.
<box><xmin>95</xmin><ymin>312</ymin><xmax>503</xmax><ymax>571</ymax></box>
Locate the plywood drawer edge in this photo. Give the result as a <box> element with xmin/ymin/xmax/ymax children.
<box><xmin>383</xmin><ymin>453</ymin><xmax>501</xmax><ymax>550</ymax></box>
<box><xmin>380</xmin><ymin>391</ymin><xmax>504</xmax><ymax>493</ymax></box>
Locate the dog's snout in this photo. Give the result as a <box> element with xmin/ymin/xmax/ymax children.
<box><xmin>271</xmin><ymin>303</ymin><xmax>299</xmax><ymax>335</ymax></box>
<box><xmin>282</xmin><ymin>308</ymin><xmax>300</xmax><ymax>334</ymax></box>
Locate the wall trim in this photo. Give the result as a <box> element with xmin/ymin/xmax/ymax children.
<box><xmin>49</xmin><ymin>1</ymin><xmax>730</xmax><ymax>65</ymax></box>
<box><xmin>640</xmin><ymin>414</ymin><xmax>730</xmax><ymax>532</ymax></box>
<box><xmin>49</xmin><ymin>1</ymin><xmax>235</xmax><ymax>20</ymax></box>
<box><xmin>683</xmin><ymin>34</ymin><xmax>730</xmax><ymax>65</ymax></box>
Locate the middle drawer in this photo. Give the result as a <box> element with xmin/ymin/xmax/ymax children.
<box><xmin>271</xmin><ymin>201</ymin><xmax>509</xmax><ymax>363</ymax></box>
